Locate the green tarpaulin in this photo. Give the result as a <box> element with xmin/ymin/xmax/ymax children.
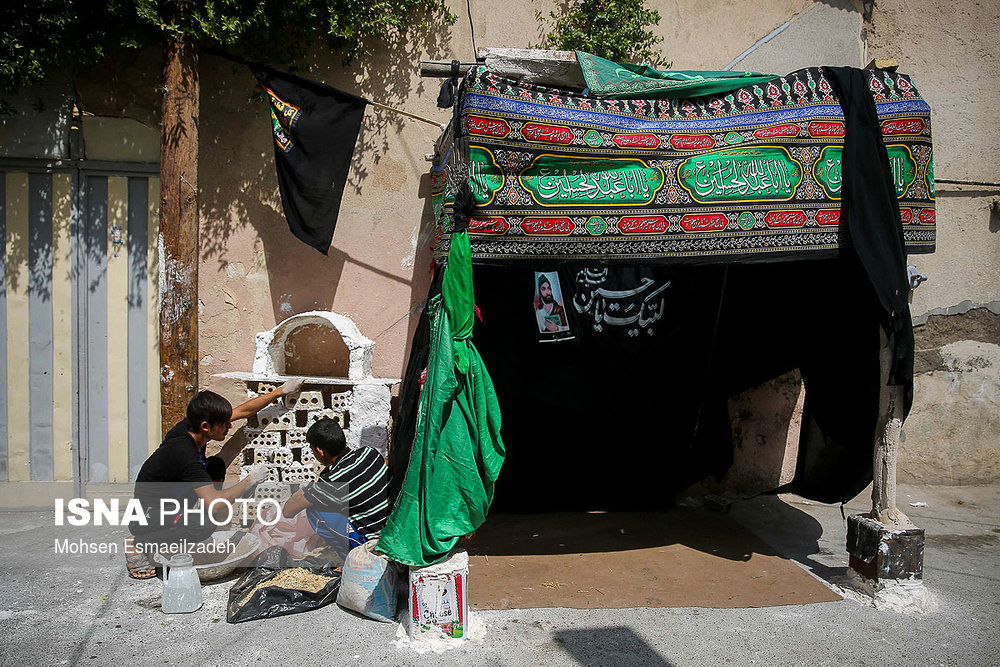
<box><xmin>577</xmin><ymin>51</ymin><xmax>777</xmax><ymax>98</ymax></box>
<box><xmin>377</xmin><ymin>228</ymin><xmax>505</xmax><ymax>567</ymax></box>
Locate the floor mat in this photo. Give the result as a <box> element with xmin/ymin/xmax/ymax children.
<box><xmin>464</xmin><ymin>510</ymin><xmax>841</xmax><ymax>609</ymax></box>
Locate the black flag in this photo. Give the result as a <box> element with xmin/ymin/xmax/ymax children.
<box><xmin>250</xmin><ymin>64</ymin><xmax>368</xmax><ymax>254</ymax></box>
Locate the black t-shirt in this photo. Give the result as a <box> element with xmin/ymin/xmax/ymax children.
<box><xmin>132</xmin><ymin>419</ymin><xmax>214</xmax><ymax>534</ymax></box>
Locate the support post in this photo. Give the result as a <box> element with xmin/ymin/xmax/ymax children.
<box><xmin>847</xmin><ymin>330</ymin><xmax>925</xmax><ymax>584</ymax></box>
<box><xmin>158</xmin><ymin>30</ymin><xmax>199</xmax><ymax>435</ymax></box>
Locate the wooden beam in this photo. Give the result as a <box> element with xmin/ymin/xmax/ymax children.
<box><xmin>871</xmin><ymin>329</ymin><xmax>912</xmax><ymax>527</ymax></box>
<box><xmin>421</xmin><ymin>48</ymin><xmax>587</xmax><ymax>89</ymax></box>
<box><xmin>158</xmin><ymin>32</ymin><xmax>199</xmax><ymax>436</ymax></box>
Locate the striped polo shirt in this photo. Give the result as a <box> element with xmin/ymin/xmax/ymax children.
<box><xmin>303</xmin><ymin>446</ymin><xmax>390</xmax><ymax>539</ymax></box>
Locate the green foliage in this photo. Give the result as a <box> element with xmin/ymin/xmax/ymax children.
<box><xmin>0</xmin><ymin>1</ymin><xmax>149</xmax><ymax>111</ymax></box>
<box><xmin>0</xmin><ymin>0</ymin><xmax>453</xmax><ymax>111</ymax></box>
<box><xmin>540</xmin><ymin>0</ymin><xmax>664</xmax><ymax>66</ymax></box>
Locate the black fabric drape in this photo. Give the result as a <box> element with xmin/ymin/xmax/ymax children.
<box><xmin>387</xmin><ymin>270</ymin><xmax>443</xmax><ymax>505</ymax></box>
<box><xmin>249</xmin><ymin>64</ymin><xmax>368</xmax><ymax>254</ymax></box>
<box><xmin>470</xmin><ymin>264</ymin><xmax>732</xmax><ymax>511</ymax></box>
<box><xmin>713</xmin><ymin>258</ymin><xmax>881</xmax><ymax>504</ymax></box>
<box><xmin>826</xmin><ymin>66</ymin><xmax>915</xmax><ymax>416</ymax></box>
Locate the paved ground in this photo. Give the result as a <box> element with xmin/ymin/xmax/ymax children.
<box><xmin>0</xmin><ymin>483</ymin><xmax>997</xmax><ymax>666</ymax></box>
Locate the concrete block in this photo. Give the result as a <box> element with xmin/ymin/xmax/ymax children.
<box><xmin>283</xmin><ymin>461</ymin><xmax>315</xmax><ymax>484</ymax></box>
<box><xmin>285</xmin><ymin>390</ymin><xmax>325</xmax><ymax>411</ymax></box>
<box><xmin>254</xmin><ymin>482</ymin><xmax>290</xmax><ymax>503</ymax></box>
<box><xmin>252</xmin><ymin>446</ymin><xmax>293</xmax><ymax>467</ymax></box>
<box><xmin>847</xmin><ymin>514</ymin><xmax>925</xmax><ymax>581</ymax></box>
<box><xmin>307</xmin><ymin>409</ymin><xmax>346</xmax><ymax>429</ymax></box>
<box><xmin>328</xmin><ymin>390</ymin><xmax>352</xmax><ymax>412</ymax></box>
<box><xmin>286</xmin><ymin>428</ymin><xmax>308</xmax><ymax>447</ymax></box>
<box><xmin>258</xmin><ymin>404</ymin><xmax>295</xmax><ymax>431</ymax></box>
<box><xmin>253</xmin><ymin>446</ymin><xmax>277</xmax><ymax>465</ymax></box>
<box><xmin>247</xmin><ymin>429</ymin><xmax>282</xmax><ymax>449</ymax></box>
<box><xmin>270</xmin><ymin>446</ymin><xmax>293</xmax><ymax>467</ymax></box>
<box><xmin>252</xmin><ymin>382</ymin><xmax>278</xmax><ymax>396</ymax></box>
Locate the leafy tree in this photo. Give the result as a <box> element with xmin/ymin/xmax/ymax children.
<box><xmin>0</xmin><ymin>0</ymin><xmax>453</xmax><ymax>428</ymax></box>
<box><xmin>0</xmin><ymin>0</ymin><xmax>453</xmax><ymax>112</ymax></box>
<box><xmin>540</xmin><ymin>0</ymin><xmax>665</xmax><ymax>66</ymax></box>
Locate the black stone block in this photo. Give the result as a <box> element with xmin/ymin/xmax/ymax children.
<box><xmin>847</xmin><ymin>514</ymin><xmax>924</xmax><ymax>581</ymax></box>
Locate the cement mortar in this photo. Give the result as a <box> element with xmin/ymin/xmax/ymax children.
<box><xmin>350</xmin><ymin>384</ymin><xmax>393</xmax><ymax>456</ymax></box>
<box><xmin>253</xmin><ymin>311</ymin><xmax>374</xmax><ymax>380</ymax></box>
<box><xmin>835</xmin><ymin>570</ymin><xmax>940</xmax><ymax>613</ymax></box>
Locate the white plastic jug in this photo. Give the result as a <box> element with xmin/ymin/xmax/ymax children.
<box><xmin>161</xmin><ymin>553</ymin><xmax>203</xmax><ymax>613</ymax></box>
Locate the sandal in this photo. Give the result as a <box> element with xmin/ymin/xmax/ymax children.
<box><xmin>126</xmin><ymin>551</ymin><xmax>157</xmax><ymax>580</ymax></box>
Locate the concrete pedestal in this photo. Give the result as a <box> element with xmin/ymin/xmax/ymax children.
<box><xmin>846</xmin><ymin>514</ymin><xmax>925</xmax><ymax>581</ymax></box>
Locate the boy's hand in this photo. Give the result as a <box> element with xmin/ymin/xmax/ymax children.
<box><xmin>247</xmin><ymin>463</ymin><xmax>269</xmax><ymax>484</ymax></box>
<box><xmin>280</xmin><ymin>377</ymin><xmax>304</xmax><ymax>395</ymax></box>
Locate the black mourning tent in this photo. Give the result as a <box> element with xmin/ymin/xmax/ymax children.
<box><xmin>387</xmin><ymin>57</ymin><xmax>934</xmax><ymax>519</ymax></box>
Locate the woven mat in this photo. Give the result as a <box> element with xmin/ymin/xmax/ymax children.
<box><xmin>465</xmin><ymin>510</ymin><xmax>841</xmax><ymax>609</ymax></box>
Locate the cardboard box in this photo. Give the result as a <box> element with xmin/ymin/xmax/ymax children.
<box><xmin>408</xmin><ymin>550</ymin><xmax>468</xmax><ymax>640</ymax></box>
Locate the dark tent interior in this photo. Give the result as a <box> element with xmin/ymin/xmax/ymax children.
<box><xmin>390</xmin><ymin>255</ymin><xmax>883</xmax><ymax>513</ymax></box>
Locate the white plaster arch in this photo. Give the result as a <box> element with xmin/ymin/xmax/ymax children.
<box><xmin>252</xmin><ymin>311</ymin><xmax>374</xmax><ymax>380</ymax></box>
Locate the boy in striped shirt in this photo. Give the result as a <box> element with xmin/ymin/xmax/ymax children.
<box><xmin>282</xmin><ymin>418</ymin><xmax>390</xmax><ymax>559</ymax></box>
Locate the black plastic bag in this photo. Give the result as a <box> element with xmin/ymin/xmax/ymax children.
<box><xmin>226</xmin><ymin>547</ymin><xmax>341</xmax><ymax>623</ymax></box>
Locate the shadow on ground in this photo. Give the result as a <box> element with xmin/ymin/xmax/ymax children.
<box><xmin>726</xmin><ymin>494</ymin><xmax>848</xmax><ymax>584</ymax></box>
<box><xmin>554</xmin><ymin>626</ymin><xmax>676</xmax><ymax>666</ymax></box>
<box><xmin>466</xmin><ymin>502</ymin><xmax>828</xmax><ymax>566</ymax></box>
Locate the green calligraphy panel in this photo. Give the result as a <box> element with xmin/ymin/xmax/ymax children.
<box><xmin>677</xmin><ymin>147</ymin><xmax>802</xmax><ymax>203</ymax></box>
<box><xmin>469</xmin><ymin>146</ymin><xmax>505</xmax><ymax>206</ymax></box>
<box><xmin>518</xmin><ymin>155</ymin><xmax>664</xmax><ymax>207</ymax></box>
<box><xmin>815</xmin><ymin>145</ymin><xmax>916</xmax><ymax>199</ymax></box>
<box><xmin>926</xmin><ymin>150</ymin><xmax>935</xmax><ymax>200</ymax></box>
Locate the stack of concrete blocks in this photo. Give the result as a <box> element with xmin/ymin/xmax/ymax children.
<box><xmin>237</xmin><ymin>311</ymin><xmax>397</xmax><ymax>519</ymax></box>
<box><xmin>239</xmin><ymin>385</ymin><xmax>350</xmax><ymax>497</ymax></box>
<box><xmin>250</xmin><ymin>311</ymin><xmax>394</xmax><ymax>456</ymax></box>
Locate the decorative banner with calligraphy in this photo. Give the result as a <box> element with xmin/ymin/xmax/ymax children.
<box><xmin>432</xmin><ymin>65</ymin><xmax>935</xmax><ymax>264</ymax></box>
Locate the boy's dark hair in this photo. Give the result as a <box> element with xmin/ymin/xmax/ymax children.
<box><xmin>186</xmin><ymin>391</ymin><xmax>233</xmax><ymax>428</ymax></box>
<box><xmin>306</xmin><ymin>418</ymin><xmax>347</xmax><ymax>458</ymax></box>
<box><xmin>204</xmin><ymin>455</ymin><xmax>227</xmax><ymax>482</ymax></box>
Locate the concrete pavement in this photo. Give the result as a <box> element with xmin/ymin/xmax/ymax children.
<box><xmin>0</xmin><ymin>483</ymin><xmax>997</xmax><ymax>666</ymax></box>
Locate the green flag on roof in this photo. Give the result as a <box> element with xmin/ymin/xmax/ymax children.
<box><xmin>577</xmin><ymin>50</ymin><xmax>778</xmax><ymax>98</ymax></box>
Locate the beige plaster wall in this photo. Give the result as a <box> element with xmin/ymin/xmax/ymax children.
<box><xmin>195</xmin><ymin>19</ymin><xmax>459</xmax><ymax>410</ymax></box>
<box><xmin>193</xmin><ymin>0</ymin><xmax>825</xmax><ymax>407</ymax></box>
<box><xmin>866</xmin><ymin>0</ymin><xmax>1000</xmax><ymax>485</ymax></box>
<box><xmin>61</xmin><ymin>1</ymin><xmax>997</xmax><ymax>488</ymax></box>
<box><xmin>867</xmin><ymin>0</ymin><xmax>1000</xmax><ymax>315</ymax></box>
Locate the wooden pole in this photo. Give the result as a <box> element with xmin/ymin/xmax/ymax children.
<box><xmin>871</xmin><ymin>329</ymin><xmax>912</xmax><ymax>527</ymax></box>
<box><xmin>159</xmin><ymin>31</ymin><xmax>200</xmax><ymax>435</ymax></box>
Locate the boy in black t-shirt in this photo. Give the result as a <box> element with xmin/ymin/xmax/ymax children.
<box><xmin>127</xmin><ymin>379</ymin><xmax>303</xmax><ymax>577</ymax></box>
<box><xmin>204</xmin><ymin>456</ymin><xmax>227</xmax><ymax>487</ymax></box>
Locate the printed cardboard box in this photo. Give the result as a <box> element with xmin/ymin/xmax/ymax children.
<box><xmin>408</xmin><ymin>550</ymin><xmax>468</xmax><ymax>640</ymax></box>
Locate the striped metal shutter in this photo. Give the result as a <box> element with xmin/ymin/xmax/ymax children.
<box><xmin>1</xmin><ymin>167</ymin><xmax>160</xmax><ymax>492</ymax></box>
